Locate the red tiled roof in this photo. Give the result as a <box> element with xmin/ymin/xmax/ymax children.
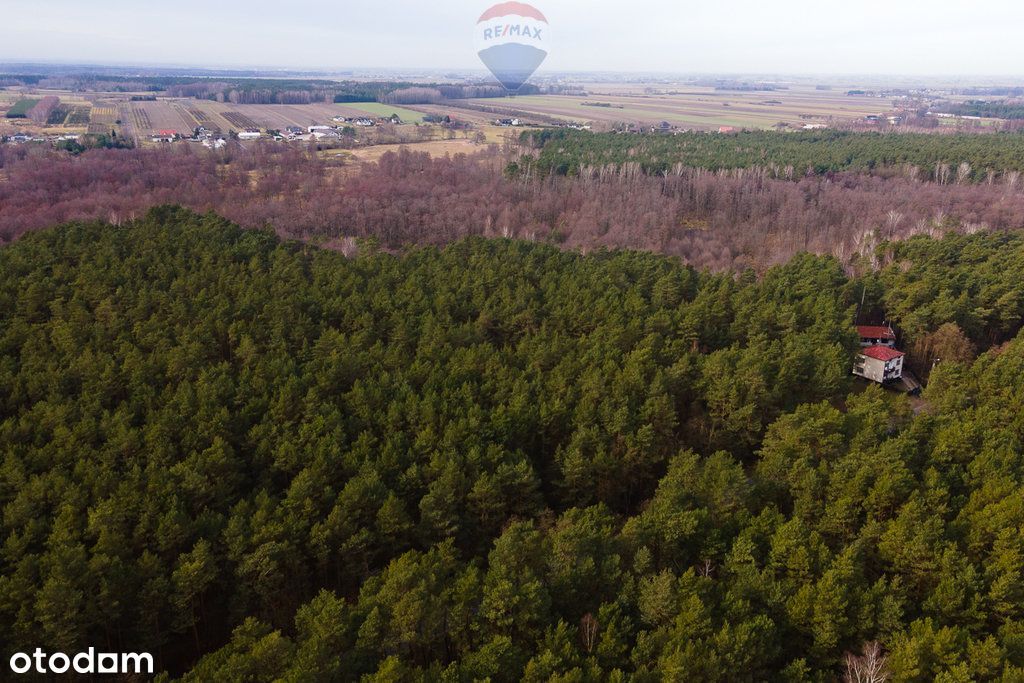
<box><xmin>857</xmin><ymin>325</ymin><xmax>896</xmax><ymax>339</ymax></box>
<box><xmin>861</xmin><ymin>345</ymin><xmax>905</xmax><ymax>362</ymax></box>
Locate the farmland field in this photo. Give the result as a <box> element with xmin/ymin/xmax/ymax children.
<box><xmin>88</xmin><ymin>105</ymin><xmax>118</xmax><ymax>134</ymax></box>
<box><xmin>464</xmin><ymin>85</ymin><xmax>896</xmax><ymax>130</ymax></box>
<box><xmin>64</xmin><ymin>106</ymin><xmax>91</xmax><ymax>126</ymax></box>
<box><xmin>186</xmin><ymin>106</ymin><xmax>212</xmax><ymax>125</ymax></box>
<box><xmin>5</xmin><ymin>99</ymin><xmax>40</xmax><ymax>119</ymax></box>
<box><xmin>0</xmin><ymin>84</ymin><xmax>902</xmax><ymax>140</ymax></box>
<box><xmin>115</xmin><ymin>99</ymin><xmax>430</xmax><ymax>138</ymax></box>
<box><xmin>46</xmin><ymin>104</ymin><xmax>70</xmax><ymax>125</ymax></box>
<box><xmin>222</xmin><ymin>111</ymin><xmax>260</xmax><ymax>130</ymax></box>
<box><xmin>408</xmin><ymin>105</ymin><xmax>499</xmax><ymax>126</ymax></box>
<box><xmin>90</xmin><ymin>105</ymin><xmax>117</xmax><ymax>123</ymax></box>
<box><xmin>340</xmin><ymin>102</ymin><xmax>426</xmax><ymax>123</ymax></box>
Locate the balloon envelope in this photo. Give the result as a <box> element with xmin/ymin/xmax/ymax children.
<box><xmin>475</xmin><ymin>2</ymin><xmax>549</xmax><ymax>92</ymax></box>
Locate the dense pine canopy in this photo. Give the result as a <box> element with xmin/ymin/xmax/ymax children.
<box><xmin>525</xmin><ymin>129</ymin><xmax>1024</xmax><ymax>181</ymax></box>
<box><xmin>2</xmin><ymin>208</ymin><xmax>1024</xmax><ymax>680</ymax></box>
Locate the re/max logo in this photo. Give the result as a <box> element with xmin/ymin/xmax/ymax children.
<box><xmin>483</xmin><ymin>24</ymin><xmax>543</xmax><ymax>41</ymax></box>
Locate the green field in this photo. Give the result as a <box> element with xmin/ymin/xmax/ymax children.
<box><xmin>345</xmin><ymin>102</ymin><xmax>426</xmax><ymax>123</ymax></box>
<box><xmin>4</xmin><ymin>98</ymin><xmax>40</xmax><ymax>119</ymax></box>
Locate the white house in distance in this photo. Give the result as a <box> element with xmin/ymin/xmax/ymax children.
<box><xmin>854</xmin><ymin>345</ymin><xmax>905</xmax><ymax>384</ymax></box>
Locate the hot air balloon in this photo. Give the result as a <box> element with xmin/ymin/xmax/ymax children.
<box><xmin>474</xmin><ymin>2</ymin><xmax>549</xmax><ymax>92</ymax></box>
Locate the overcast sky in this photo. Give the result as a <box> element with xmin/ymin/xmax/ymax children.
<box><xmin>4</xmin><ymin>0</ymin><xmax>1024</xmax><ymax>76</ymax></box>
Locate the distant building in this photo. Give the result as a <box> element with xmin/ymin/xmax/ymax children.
<box><xmin>718</xmin><ymin>126</ymin><xmax>737</xmax><ymax>133</ymax></box>
<box><xmin>854</xmin><ymin>345</ymin><xmax>905</xmax><ymax>384</ymax></box>
<box><xmin>857</xmin><ymin>325</ymin><xmax>897</xmax><ymax>348</ymax></box>
<box><xmin>237</xmin><ymin>130</ymin><xmax>261</xmax><ymax>140</ymax></box>
<box><xmin>308</xmin><ymin>125</ymin><xmax>333</xmax><ymax>133</ymax></box>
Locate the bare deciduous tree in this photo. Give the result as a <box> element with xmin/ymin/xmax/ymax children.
<box><xmin>580</xmin><ymin>613</ymin><xmax>599</xmax><ymax>654</ymax></box>
<box><xmin>6</xmin><ymin>144</ymin><xmax>1024</xmax><ymax>272</ymax></box>
<box><xmin>843</xmin><ymin>641</ymin><xmax>890</xmax><ymax>683</ymax></box>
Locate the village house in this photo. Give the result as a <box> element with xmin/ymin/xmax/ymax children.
<box><xmin>857</xmin><ymin>325</ymin><xmax>897</xmax><ymax>348</ymax></box>
<box><xmin>854</xmin><ymin>345</ymin><xmax>905</xmax><ymax>384</ymax></box>
<box><xmin>151</xmin><ymin>129</ymin><xmax>177</xmax><ymax>143</ymax></box>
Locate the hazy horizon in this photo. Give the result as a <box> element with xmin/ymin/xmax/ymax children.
<box><xmin>5</xmin><ymin>0</ymin><xmax>1024</xmax><ymax>78</ymax></box>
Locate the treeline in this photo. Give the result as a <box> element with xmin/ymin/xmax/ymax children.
<box><xmin>0</xmin><ymin>73</ymin><xmax>44</xmax><ymax>87</ymax></box>
<box><xmin>523</xmin><ymin>129</ymin><xmax>1024</xmax><ymax>182</ymax></box>
<box><xmin>7</xmin><ymin>144</ymin><xmax>1024</xmax><ymax>273</ymax></box>
<box><xmin>2</xmin><ymin>210</ymin><xmax>1024</xmax><ymax>680</ymax></box>
<box><xmin>166</xmin><ymin>78</ymin><xmax>343</xmax><ymax>104</ymax></box>
<box><xmin>932</xmin><ymin>100</ymin><xmax>1024</xmax><ymax>120</ymax></box>
<box><xmin>379</xmin><ymin>84</ymin><xmax>538</xmax><ymax>105</ymax></box>
<box><xmin>160</xmin><ymin>78</ymin><xmax>527</xmax><ymax>106</ymax></box>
